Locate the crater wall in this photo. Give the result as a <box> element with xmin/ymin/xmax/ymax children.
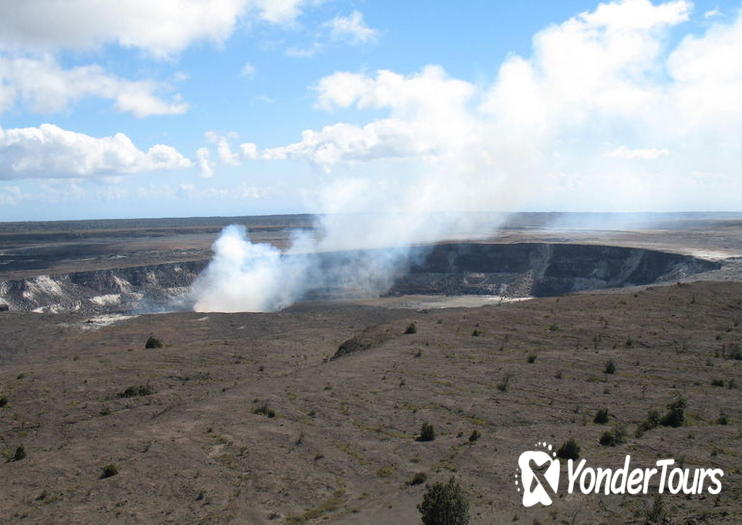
<box><xmin>0</xmin><ymin>243</ymin><xmax>721</xmax><ymax>313</ymax></box>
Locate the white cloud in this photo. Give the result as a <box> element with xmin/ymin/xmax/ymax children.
<box><xmin>325</xmin><ymin>10</ymin><xmax>378</xmax><ymax>44</ymax></box>
<box><xmin>704</xmin><ymin>7</ymin><xmax>721</xmax><ymax>19</ymax></box>
<box><xmin>263</xmin><ymin>120</ymin><xmax>435</xmax><ymax>166</ymax></box>
<box><xmin>259</xmin><ymin>0</ymin><xmax>742</xmax><ymax>212</ymax></box>
<box><xmin>285</xmin><ymin>42</ymin><xmax>323</xmax><ymax>58</ymax></box>
<box><xmin>315</xmin><ymin>66</ymin><xmax>475</xmax><ymax>114</ymax></box>
<box><xmin>0</xmin><ymin>55</ymin><xmax>188</xmax><ymax>117</ymax></box>
<box><xmin>206</xmin><ymin>131</ymin><xmax>241</xmax><ymax>166</ymax></box>
<box><xmin>240</xmin><ymin>142</ymin><xmax>259</xmax><ymax>160</ymax></box>
<box><xmin>240</xmin><ymin>63</ymin><xmax>256</xmax><ymax>78</ymax></box>
<box><xmin>605</xmin><ymin>146</ymin><xmax>670</xmax><ymax>159</ymax></box>
<box><xmin>0</xmin><ymin>0</ymin><xmax>312</xmax><ymax>58</ymax></box>
<box><xmin>0</xmin><ymin>124</ymin><xmax>191</xmax><ymax>179</ymax></box>
<box><xmin>199</xmin><ymin>132</ymin><xmax>260</xmax><ymax>175</ymax></box>
<box><xmin>196</xmin><ymin>147</ymin><xmax>215</xmax><ymax>179</ymax></box>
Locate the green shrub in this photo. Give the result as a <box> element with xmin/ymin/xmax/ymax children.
<box><xmin>660</xmin><ymin>397</ymin><xmax>686</xmax><ymax>428</ymax></box>
<box><xmin>594</xmin><ymin>408</ymin><xmax>610</xmax><ymax>424</ymax></box>
<box><xmin>526</xmin><ymin>353</ymin><xmax>537</xmax><ymax>364</ymax></box>
<box><xmin>418</xmin><ymin>476</ymin><xmax>470</xmax><ymax>525</ymax></box>
<box><xmin>408</xmin><ymin>472</ymin><xmax>428</xmax><ymax>486</ymax></box>
<box><xmin>404</xmin><ymin>323</ymin><xmax>417</xmax><ymax>335</ymax></box>
<box><xmin>100</xmin><ymin>464</ymin><xmax>118</xmax><ymax>479</ymax></box>
<box><xmin>604</xmin><ymin>359</ymin><xmax>616</xmax><ymax>374</ymax></box>
<box><xmin>711</xmin><ymin>378</ymin><xmax>724</xmax><ymax>387</ymax></box>
<box><xmin>418</xmin><ymin>422</ymin><xmax>436</xmax><ymax>442</ymax></box>
<box><xmin>599</xmin><ymin>426</ymin><xmax>626</xmax><ymax>447</ymax></box>
<box><xmin>145</xmin><ymin>336</ymin><xmax>163</xmax><ymax>349</ymax></box>
<box><xmin>636</xmin><ymin>409</ymin><xmax>661</xmax><ymax>437</ymax></box>
<box><xmin>717</xmin><ymin>413</ymin><xmax>729</xmax><ymax>425</ymax></box>
<box><xmin>556</xmin><ymin>438</ymin><xmax>580</xmax><ymax>460</ymax></box>
<box><xmin>12</xmin><ymin>445</ymin><xmax>26</xmax><ymax>462</ymax></box>
<box><xmin>468</xmin><ymin>430</ymin><xmax>481</xmax><ymax>442</ymax></box>
<box><xmin>253</xmin><ymin>402</ymin><xmax>275</xmax><ymax>418</ymax></box>
<box><xmin>118</xmin><ymin>385</ymin><xmax>153</xmax><ymax>398</ymax></box>
<box><xmin>0</xmin><ymin>395</ymin><xmax>7</xmax><ymax>408</ymax></box>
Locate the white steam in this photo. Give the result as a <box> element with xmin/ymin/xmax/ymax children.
<box><xmin>191</xmin><ymin>225</ymin><xmax>311</xmax><ymax>312</ymax></box>
<box><xmin>191</xmin><ymin>0</ymin><xmax>742</xmax><ymax>312</ymax></box>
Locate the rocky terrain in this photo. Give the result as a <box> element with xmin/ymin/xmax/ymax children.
<box><xmin>0</xmin><ymin>213</ymin><xmax>740</xmax><ymax>524</ymax></box>
<box><xmin>0</xmin><ymin>280</ymin><xmax>740</xmax><ymax>524</ymax></box>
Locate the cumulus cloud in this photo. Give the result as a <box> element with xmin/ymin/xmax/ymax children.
<box><xmin>0</xmin><ymin>0</ymin><xmax>312</xmax><ymax>58</ymax></box>
<box><xmin>325</xmin><ymin>10</ymin><xmax>378</xmax><ymax>44</ymax></box>
<box><xmin>206</xmin><ymin>131</ymin><xmax>241</xmax><ymax>166</ymax></box>
<box><xmin>0</xmin><ymin>55</ymin><xmax>188</xmax><ymax>117</ymax></box>
<box><xmin>268</xmin><ymin>0</ymin><xmax>742</xmax><ymax>203</ymax></box>
<box><xmin>196</xmin><ymin>147</ymin><xmax>215</xmax><ymax>179</ymax></box>
<box><xmin>262</xmin><ymin>120</ymin><xmax>434</xmax><ymax>166</ymax></box>
<box><xmin>195</xmin><ymin>132</ymin><xmax>261</xmax><ymax>176</ymax></box>
<box><xmin>0</xmin><ymin>124</ymin><xmax>191</xmax><ymax>179</ymax></box>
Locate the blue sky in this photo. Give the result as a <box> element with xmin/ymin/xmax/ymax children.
<box><xmin>0</xmin><ymin>0</ymin><xmax>740</xmax><ymax>221</ymax></box>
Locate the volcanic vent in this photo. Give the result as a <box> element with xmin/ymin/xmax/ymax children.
<box><xmin>0</xmin><ymin>242</ymin><xmax>721</xmax><ymax>313</ymax></box>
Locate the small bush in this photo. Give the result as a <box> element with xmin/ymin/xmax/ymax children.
<box><xmin>604</xmin><ymin>359</ymin><xmax>616</xmax><ymax>374</ymax></box>
<box><xmin>118</xmin><ymin>385</ymin><xmax>153</xmax><ymax>398</ymax></box>
<box><xmin>418</xmin><ymin>476</ymin><xmax>470</xmax><ymax>525</ymax></box>
<box><xmin>711</xmin><ymin>378</ymin><xmax>725</xmax><ymax>387</ymax></box>
<box><xmin>660</xmin><ymin>397</ymin><xmax>686</xmax><ymax>428</ymax></box>
<box><xmin>468</xmin><ymin>430</ymin><xmax>481</xmax><ymax>442</ymax></box>
<box><xmin>404</xmin><ymin>323</ymin><xmax>417</xmax><ymax>335</ymax></box>
<box><xmin>253</xmin><ymin>402</ymin><xmax>275</xmax><ymax>418</ymax></box>
<box><xmin>408</xmin><ymin>472</ymin><xmax>428</xmax><ymax>486</ymax></box>
<box><xmin>418</xmin><ymin>422</ymin><xmax>436</xmax><ymax>442</ymax></box>
<box><xmin>636</xmin><ymin>409</ymin><xmax>661</xmax><ymax>437</ymax></box>
<box><xmin>471</xmin><ymin>329</ymin><xmax>481</xmax><ymax>337</ymax></box>
<box><xmin>496</xmin><ymin>372</ymin><xmax>513</xmax><ymax>392</ymax></box>
<box><xmin>100</xmin><ymin>464</ymin><xmax>118</xmax><ymax>479</ymax></box>
<box><xmin>145</xmin><ymin>336</ymin><xmax>163</xmax><ymax>349</ymax></box>
<box><xmin>717</xmin><ymin>413</ymin><xmax>729</xmax><ymax>425</ymax></box>
<box><xmin>0</xmin><ymin>395</ymin><xmax>7</xmax><ymax>407</ymax></box>
<box><xmin>556</xmin><ymin>438</ymin><xmax>580</xmax><ymax>460</ymax></box>
<box><xmin>526</xmin><ymin>353</ymin><xmax>537</xmax><ymax>364</ymax></box>
<box><xmin>599</xmin><ymin>426</ymin><xmax>626</xmax><ymax>447</ymax></box>
<box><xmin>12</xmin><ymin>445</ymin><xmax>26</xmax><ymax>462</ymax></box>
<box><xmin>594</xmin><ymin>408</ymin><xmax>610</xmax><ymax>424</ymax></box>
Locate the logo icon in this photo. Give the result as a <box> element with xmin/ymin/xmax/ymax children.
<box><xmin>515</xmin><ymin>442</ymin><xmax>560</xmax><ymax>507</ymax></box>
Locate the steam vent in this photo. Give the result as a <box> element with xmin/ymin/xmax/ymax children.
<box><xmin>0</xmin><ymin>242</ymin><xmax>719</xmax><ymax>313</ymax></box>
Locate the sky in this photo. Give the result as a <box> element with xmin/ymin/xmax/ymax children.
<box><xmin>0</xmin><ymin>0</ymin><xmax>741</xmax><ymax>221</ymax></box>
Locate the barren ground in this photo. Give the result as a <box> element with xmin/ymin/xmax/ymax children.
<box><xmin>1</xmin><ymin>280</ymin><xmax>740</xmax><ymax>524</ymax></box>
